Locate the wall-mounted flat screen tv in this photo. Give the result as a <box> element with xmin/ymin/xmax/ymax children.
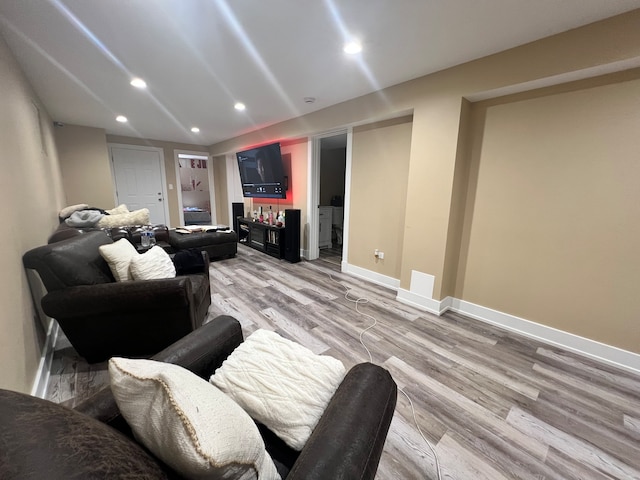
<box><xmin>236</xmin><ymin>142</ymin><xmax>286</xmax><ymax>199</ymax></box>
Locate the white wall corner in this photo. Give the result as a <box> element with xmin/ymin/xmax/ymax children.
<box><xmin>396</xmin><ymin>289</ymin><xmax>451</xmax><ymax>315</ymax></box>
<box><xmin>394</xmin><ymin>270</ymin><xmax>450</xmax><ymax>315</ymax></box>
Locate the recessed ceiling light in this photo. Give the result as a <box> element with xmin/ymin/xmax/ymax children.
<box><xmin>130</xmin><ymin>77</ymin><xmax>147</xmax><ymax>89</ymax></box>
<box><xmin>343</xmin><ymin>41</ymin><xmax>362</xmax><ymax>55</ymax></box>
<box><xmin>234</xmin><ymin>102</ymin><xmax>246</xmax><ymax>111</ymax></box>
<box><xmin>116</xmin><ymin>115</ymin><xmax>128</xmax><ymax>123</ymax></box>
<box><xmin>191</xmin><ymin>127</ymin><xmax>200</xmax><ymax>133</ymax></box>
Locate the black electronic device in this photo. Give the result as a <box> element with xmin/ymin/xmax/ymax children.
<box><xmin>231</xmin><ymin>202</ymin><xmax>244</xmax><ymax>234</ymax></box>
<box><xmin>284</xmin><ymin>209</ymin><xmax>301</xmax><ymax>263</ymax></box>
<box><xmin>236</xmin><ymin>142</ymin><xmax>286</xmax><ymax>199</ymax></box>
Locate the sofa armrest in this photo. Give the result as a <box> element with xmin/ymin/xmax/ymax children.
<box><xmin>153</xmin><ymin>314</ymin><xmax>241</xmax><ymax>379</ymax></box>
<box><xmin>287</xmin><ymin>363</ymin><xmax>397</xmax><ymax>480</ymax></box>
<box><xmin>201</xmin><ymin>250</ymin><xmax>210</xmax><ymax>274</ymax></box>
<box><xmin>74</xmin><ymin>315</ymin><xmax>243</xmax><ymax>435</ymax></box>
<box><xmin>41</xmin><ymin>276</ymin><xmax>200</xmax><ymax>318</ymax></box>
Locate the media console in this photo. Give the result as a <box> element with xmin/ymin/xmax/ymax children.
<box><xmin>236</xmin><ymin>209</ymin><xmax>300</xmax><ymax>263</ymax></box>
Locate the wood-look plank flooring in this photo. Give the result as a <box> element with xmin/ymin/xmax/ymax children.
<box><xmin>46</xmin><ymin>244</ymin><xmax>640</xmax><ymax>479</ymax></box>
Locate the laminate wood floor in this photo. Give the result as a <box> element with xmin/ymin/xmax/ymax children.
<box><xmin>46</xmin><ymin>245</ymin><xmax>640</xmax><ymax>479</ymax></box>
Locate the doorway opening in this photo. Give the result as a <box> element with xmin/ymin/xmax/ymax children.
<box><xmin>318</xmin><ymin>133</ymin><xmax>347</xmax><ymax>265</ymax></box>
<box><xmin>175</xmin><ymin>151</ymin><xmax>216</xmax><ymax>226</ymax></box>
<box><xmin>109</xmin><ymin>143</ymin><xmax>169</xmax><ymax>225</ymax></box>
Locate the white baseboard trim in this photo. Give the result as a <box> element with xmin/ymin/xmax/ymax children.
<box><xmin>392</xmin><ymin>282</ymin><xmax>640</xmax><ymax>374</ymax></box>
<box><xmin>342</xmin><ymin>260</ymin><xmax>640</xmax><ymax>374</ymax></box>
<box><xmin>396</xmin><ymin>288</ymin><xmax>451</xmax><ymax>315</ymax></box>
<box><xmin>448</xmin><ymin>299</ymin><xmax>640</xmax><ymax>375</ymax></box>
<box><xmin>31</xmin><ymin>319</ymin><xmax>59</xmax><ymax>398</ymax></box>
<box><xmin>341</xmin><ymin>262</ymin><xmax>400</xmax><ymax>290</ymax></box>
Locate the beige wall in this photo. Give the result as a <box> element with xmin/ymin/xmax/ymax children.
<box><xmin>106</xmin><ymin>135</ymin><xmax>208</xmax><ymax>227</ymax></box>
<box><xmin>284</xmin><ymin>139</ymin><xmax>309</xmax><ymax>247</ymax></box>
<box><xmin>209</xmin><ymin>10</ymin><xmax>640</xmax><ymax>354</ymax></box>
<box><xmin>0</xmin><ymin>34</ymin><xmax>65</xmax><ymax>393</ymax></box>
<box><xmin>211</xmin><ymin>155</ymin><xmax>229</xmax><ymax>225</ymax></box>
<box><xmin>55</xmin><ymin>124</ymin><xmax>113</xmax><ymax>208</ymax></box>
<box><xmin>53</xmin><ymin>130</ymin><xmax>211</xmax><ymax>226</ymax></box>
<box><xmin>350</xmin><ymin>117</ymin><xmax>412</xmax><ymax>279</ymax></box>
<box><xmin>456</xmin><ymin>74</ymin><xmax>640</xmax><ymax>352</ymax></box>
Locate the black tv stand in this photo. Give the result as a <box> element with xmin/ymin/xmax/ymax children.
<box><xmin>237</xmin><ymin>210</ymin><xmax>300</xmax><ymax>263</ymax></box>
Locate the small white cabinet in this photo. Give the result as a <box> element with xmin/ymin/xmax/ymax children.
<box><xmin>319</xmin><ymin>206</ymin><xmax>332</xmax><ymax>248</ymax></box>
<box><xmin>331</xmin><ymin>206</ymin><xmax>344</xmax><ymax>245</ymax></box>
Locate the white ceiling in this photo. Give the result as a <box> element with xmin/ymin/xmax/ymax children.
<box><xmin>1</xmin><ymin>1</ymin><xmax>639</xmax><ymax>146</ymax></box>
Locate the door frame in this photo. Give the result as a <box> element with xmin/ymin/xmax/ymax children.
<box><xmin>108</xmin><ymin>143</ymin><xmax>170</xmax><ymax>226</ymax></box>
<box><xmin>307</xmin><ymin>128</ymin><xmax>352</xmax><ymax>264</ymax></box>
<box><xmin>173</xmin><ymin>149</ymin><xmax>217</xmax><ymax>226</ymax></box>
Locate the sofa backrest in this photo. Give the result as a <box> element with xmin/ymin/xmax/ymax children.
<box><xmin>49</xmin><ymin>223</ymin><xmax>170</xmax><ymax>245</ymax></box>
<box><xmin>23</xmin><ymin>231</ymin><xmax>115</xmax><ymax>291</ymax></box>
<box><xmin>126</xmin><ymin>225</ymin><xmax>169</xmax><ymax>243</ymax></box>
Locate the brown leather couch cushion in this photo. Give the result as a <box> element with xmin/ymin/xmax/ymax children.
<box><xmin>22</xmin><ymin>231</ymin><xmax>114</xmax><ymax>291</ymax></box>
<box><xmin>0</xmin><ymin>389</ymin><xmax>170</xmax><ymax>479</ymax></box>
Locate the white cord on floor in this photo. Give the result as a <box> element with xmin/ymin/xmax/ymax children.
<box><xmin>328</xmin><ymin>273</ymin><xmax>443</xmax><ymax>480</ymax></box>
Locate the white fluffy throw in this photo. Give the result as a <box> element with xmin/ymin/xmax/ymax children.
<box><xmin>210</xmin><ymin>329</ymin><xmax>346</xmax><ymax>450</ymax></box>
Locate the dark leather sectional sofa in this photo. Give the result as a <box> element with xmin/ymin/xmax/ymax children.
<box><xmin>49</xmin><ymin>221</ymin><xmax>238</xmax><ymax>259</ymax></box>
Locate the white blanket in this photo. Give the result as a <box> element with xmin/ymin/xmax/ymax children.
<box><xmin>210</xmin><ymin>329</ymin><xmax>346</xmax><ymax>450</ymax></box>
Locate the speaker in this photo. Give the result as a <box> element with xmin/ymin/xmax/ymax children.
<box><xmin>284</xmin><ymin>209</ymin><xmax>300</xmax><ymax>263</ymax></box>
<box><xmin>231</xmin><ymin>202</ymin><xmax>244</xmax><ymax>233</ymax></box>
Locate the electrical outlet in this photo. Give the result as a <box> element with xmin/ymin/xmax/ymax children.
<box><xmin>378</xmin><ymin>251</ymin><xmax>384</xmax><ymax>259</ymax></box>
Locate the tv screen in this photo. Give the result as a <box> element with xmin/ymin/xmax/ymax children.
<box><xmin>236</xmin><ymin>142</ymin><xmax>286</xmax><ymax>199</ymax></box>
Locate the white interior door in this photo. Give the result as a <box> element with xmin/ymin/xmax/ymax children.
<box><xmin>109</xmin><ymin>144</ymin><xmax>168</xmax><ymax>225</ymax></box>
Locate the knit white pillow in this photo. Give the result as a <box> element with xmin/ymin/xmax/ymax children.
<box><xmin>99</xmin><ymin>238</ymin><xmax>138</xmax><ymax>282</ymax></box>
<box><xmin>210</xmin><ymin>329</ymin><xmax>346</xmax><ymax>450</ymax></box>
<box><xmin>105</xmin><ymin>203</ymin><xmax>129</xmax><ymax>215</ymax></box>
<box><xmin>129</xmin><ymin>246</ymin><xmax>175</xmax><ymax>280</ymax></box>
<box><xmin>109</xmin><ymin>358</ymin><xmax>280</xmax><ymax>480</ymax></box>
<box><xmin>97</xmin><ymin>208</ymin><xmax>150</xmax><ymax>228</ymax></box>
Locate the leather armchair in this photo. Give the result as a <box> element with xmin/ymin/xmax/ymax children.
<box><xmin>80</xmin><ymin>316</ymin><xmax>398</xmax><ymax>479</ymax></box>
<box><xmin>0</xmin><ymin>316</ymin><xmax>396</xmax><ymax>479</ymax></box>
<box><xmin>22</xmin><ymin>230</ymin><xmax>211</xmax><ymax>363</ymax></box>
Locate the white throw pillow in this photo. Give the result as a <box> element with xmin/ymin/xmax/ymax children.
<box><xmin>105</xmin><ymin>203</ymin><xmax>129</xmax><ymax>215</ymax></box>
<box><xmin>109</xmin><ymin>358</ymin><xmax>280</xmax><ymax>480</ymax></box>
<box><xmin>129</xmin><ymin>246</ymin><xmax>176</xmax><ymax>280</ymax></box>
<box><xmin>97</xmin><ymin>208</ymin><xmax>150</xmax><ymax>228</ymax></box>
<box><xmin>210</xmin><ymin>329</ymin><xmax>346</xmax><ymax>450</ymax></box>
<box><xmin>99</xmin><ymin>238</ymin><xmax>138</xmax><ymax>282</ymax></box>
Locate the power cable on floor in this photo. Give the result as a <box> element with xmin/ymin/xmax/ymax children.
<box><xmin>328</xmin><ymin>272</ymin><xmax>443</xmax><ymax>480</ymax></box>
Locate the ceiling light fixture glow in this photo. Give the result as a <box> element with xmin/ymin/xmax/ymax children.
<box><xmin>191</xmin><ymin>127</ymin><xmax>200</xmax><ymax>133</ymax></box>
<box><xmin>130</xmin><ymin>77</ymin><xmax>147</xmax><ymax>89</ymax></box>
<box><xmin>343</xmin><ymin>41</ymin><xmax>362</xmax><ymax>54</ymax></box>
<box><xmin>234</xmin><ymin>102</ymin><xmax>246</xmax><ymax>111</ymax></box>
<box><xmin>116</xmin><ymin>115</ymin><xmax>128</xmax><ymax>123</ymax></box>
